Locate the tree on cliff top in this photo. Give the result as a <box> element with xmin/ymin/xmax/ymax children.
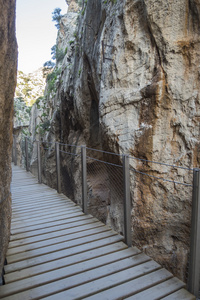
<box><xmin>52</xmin><ymin>8</ymin><xmax>63</xmax><ymax>29</ymax></box>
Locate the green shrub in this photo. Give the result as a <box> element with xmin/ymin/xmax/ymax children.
<box><xmin>52</xmin><ymin>8</ymin><xmax>63</xmax><ymax>30</ymax></box>
<box><xmin>51</xmin><ymin>44</ymin><xmax>65</xmax><ymax>63</ymax></box>
<box><xmin>46</xmin><ymin>68</ymin><xmax>61</xmax><ymax>94</ymax></box>
<box><xmin>56</xmin><ymin>48</ymin><xmax>65</xmax><ymax>62</ymax></box>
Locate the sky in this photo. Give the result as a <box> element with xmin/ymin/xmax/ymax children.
<box><xmin>16</xmin><ymin>0</ymin><xmax>68</xmax><ymax>74</ymax></box>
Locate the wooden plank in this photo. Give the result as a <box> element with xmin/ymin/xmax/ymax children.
<box><xmin>11</xmin><ymin>190</ymin><xmax>58</xmax><ymax>198</ymax></box>
<box><xmin>1</xmin><ymin>259</ymin><xmax>158</xmax><ymax>300</ymax></box>
<box><xmin>11</xmin><ymin>203</ymin><xmax>77</xmax><ymax>218</ymax></box>
<box><xmin>0</xmin><ymin>250</ymin><xmax>145</xmax><ymax>298</ymax></box>
<box><xmin>12</xmin><ymin>192</ymin><xmax>70</xmax><ymax>202</ymax></box>
<box><xmin>12</xmin><ymin>193</ymin><xmax>70</xmax><ymax>204</ymax></box>
<box><xmin>11</xmin><ymin>205</ymin><xmax>80</xmax><ymax>223</ymax></box>
<box><xmin>11</xmin><ymin>207</ymin><xmax>81</xmax><ymax>230</ymax></box>
<box><xmin>11</xmin><ymin>205</ymin><xmax>77</xmax><ymax>223</ymax></box>
<box><xmin>12</xmin><ymin>170</ymin><xmax>34</xmax><ymax>176</ymax></box>
<box><xmin>4</xmin><ymin>242</ymin><xmax>128</xmax><ymax>283</ymax></box>
<box><xmin>124</xmin><ymin>277</ymin><xmax>185</xmax><ymax>299</ymax></box>
<box><xmin>12</xmin><ymin>175</ymin><xmax>37</xmax><ymax>180</ymax></box>
<box><xmin>12</xmin><ymin>179</ymin><xmax>37</xmax><ymax>183</ymax></box>
<box><xmin>11</xmin><ymin>196</ymin><xmax>69</xmax><ymax>207</ymax></box>
<box><xmin>12</xmin><ymin>195</ymin><xmax>69</xmax><ymax>204</ymax></box>
<box><xmin>12</xmin><ymin>175</ymin><xmax>43</xmax><ymax>180</ymax></box>
<box><xmin>4</xmin><ymin>235</ymin><xmax>123</xmax><ymax>273</ymax></box>
<box><xmin>12</xmin><ymin>208</ymin><xmax>82</xmax><ymax>228</ymax></box>
<box><xmin>79</xmin><ymin>269</ymin><xmax>173</xmax><ymax>300</ymax></box>
<box><xmin>12</xmin><ymin>185</ymin><xmax>52</xmax><ymax>193</ymax></box>
<box><xmin>2</xmin><ymin>166</ymin><xmax>193</xmax><ymax>300</ymax></box>
<box><xmin>12</xmin><ymin>181</ymin><xmax>38</xmax><ymax>187</ymax></box>
<box><xmin>12</xmin><ymin>193</ymin><xmax>72</xmax><ymax>202</ymax></box>
<box><xmin>11</xmin><ymin>197</ymin><xmax>72</xmax><ymax>210</ymax></box>
<box><xmin>7</xmin><ymin>225</ymin><xmax>108</xmax><ymax>256</ymax></box>
<box><xmin>12</xmin><ymin>197</ymin><xmax>74</xmax><ymax>208</ymax></box>
<box><xmin>10</xmin><ymin>216</ymin><xmax>99</xmax><ymax>241</ymax></box>
<box><xmin>12</xmin><ymin>201</ymin><xmax>73</xmax><ymax>215</ymax></box>
<box><xmin>11</xmin><ymin>211</ymin><xmax>84</xmax><ymax>235</ymax></box>
<box><xmin>12</xmin><ymin>179</ymin><xmax>36</xmax><ymax>182</ymax></box>
<box><xmin>7</xmin><ymin>230</ymin><xmax>119</xmax><ymax>264</ymax></box>
<box><xmin>12</xmin><ymin>179</ymin><xmax>42</xmax><ymax>183</ymax></box>
<box><xmin>12</xmin><ymin>171</ymin><xmax>36</xmax><ymax>175</ymax></box>
<box><xmin>12</xmin><ymin>184</ymin><xmax>56</xmax><ymax>190</ymax></box>
<box><xmin>12</xmin><ymin>181</ymin><xmax>62</xmax><ymax>188</ymax></box>
<box><xmin>12</xmin><ymin>191</ymin><xmax>62</xmax><ymax>200</ymax></box>
<box><xmin>8</xmin><ymin>218</ymin><xmax>101</xmax><ymax>249</ymax></box>
<box><xmin>162</xmin><ymin>288</ymin><xmax>196</xmax><ymax>300</ymax></box>
<box><xmin>12</xmin><ymin>207</ymin><xmax>76</xmax><ymax>220</ymax></box>
<box><xmin>10</xmin><ymin>217</ymin><xmax>99</xmax><ymax>241</ymax></box>
<box><xmin>14</xmin><ymin>261</ymin><xmax>162</xmax><ymax>300</ymax></box>
<box><xmin>11</xmin><ymin>219</ymin><xmax>100</xmax><ymax>241</ymax></box>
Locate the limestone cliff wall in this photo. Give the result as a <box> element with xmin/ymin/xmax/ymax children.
<box><xmin>0</xmin><ymin>0</ymin><xmax>17</xmax><ymax>276</ymax></box>
<box><xmin>30</xmin><ymin>0</ymin><xmax>200</xmax><ymax>281</ymax></box>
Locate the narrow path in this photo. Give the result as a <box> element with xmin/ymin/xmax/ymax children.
<box><xmin>0</xmin><ymin>165</ymin><xmax>195</xmax><ymax>299</ymax></box>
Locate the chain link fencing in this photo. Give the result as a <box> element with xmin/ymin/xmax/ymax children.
<box><xmin>12</xmin><ymin>135</ymin><xmax>199</xmax><ymax>296</ymax></box>
<box><xmin>86</xmin><ymin>150</ymin><xmax>124</xmax><ymax>234</ymax></box>
<box><xmin>128</xmin><ymin>156</ymin><xmax>193</xmax><ymax>284</ymax></box>
<box><xmin>59</xmin><ymin>143</ymin><xmax>82</xmax><ymax>206</ymax></box>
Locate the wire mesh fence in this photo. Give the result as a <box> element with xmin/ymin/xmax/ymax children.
<box><xmin>28</xmin><ymin>140</ymin><xmax>38</xmax><ymax>178</ymax></box>
<box><xmin>25</xmin><ymin>138</ymin><xmax>33</xmax><ymax>171</ymax></box>
<box><xmin>11</xmin><ymin>135</ymin><xmax>200</xmax><ymax>296</ymax></box>
<box><xmin>59</xmin><ymin>143</ymin><xmax>82</xmax><ymax>206</ymax></box>
<box><xmin>19</xmin><ymin>136</ymin><xmax>26</xmax><ymax>167</ymax></box>
<box><xmin>86</xmin><ymin>155</ymin><xmax>124</xmax><ymax>232</ymax></box>
<box><xmin>40</xmin><ymin>142</ymin><xmax>57</xmax><ymax>190</ymax></box>
<box><xmin>129</xmin><ymin>155</ymin><xmax>193</xmax><ymax>284</ymax></box>
<box><xmin>12</xmin><ymin>133</ymin><xmax>25</xmax><ymax>167</ymax></box>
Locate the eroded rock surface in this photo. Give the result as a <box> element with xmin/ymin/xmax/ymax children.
<box><xmin>30</xmin><ymin>0</ymin><xmax>200</xmax><ymax>281</ymax></box>
<box><xmin>65</xmin><ymin>0</ymin><xmax>81</xmax><ymax>13</ymax></box>
<box><xmin>0</xmin><ymin>0</ymin><xmax>17</xmax><ymax>275</ymax></box>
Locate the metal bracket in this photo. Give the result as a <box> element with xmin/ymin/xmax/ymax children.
<box><xmin>102</xmin><ymin>40</ymin><xmax>113</xmax><ymax>63</ymax></box>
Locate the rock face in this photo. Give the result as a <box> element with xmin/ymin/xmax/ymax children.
<box><xmin>29</xmin><ymin>0</ymin><xmax>200</xmax><ymax>282</ymax></box>
<box><xmin>65</xmin><ymin>0</ymin><xmax>81</xmax><ymax>12</ymax></box>
<box><xmin>15</xmin><ymin>69</ymin><xmax>46</xmax><ymax>106</ymax></box>
<box><xmin>0</xmin><ymin>0</ymin><xmax>17</xmax><ymax>276</ymax></box>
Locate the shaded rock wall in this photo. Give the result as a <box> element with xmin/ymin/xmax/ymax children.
<box><xmin>0</xmin><ymin>0</ymin><xmax>17</xmax><ymax>276</ymax></box>
<box><xmin>29</xmin><ymin>0</ymin><xmax>200</xmax><ymax>281</ymax></box>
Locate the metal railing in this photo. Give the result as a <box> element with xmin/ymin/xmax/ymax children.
<box><xmin>12</xmin><ymin>135</ymin><xmax>200</xmax><ymax>298</ymax></box>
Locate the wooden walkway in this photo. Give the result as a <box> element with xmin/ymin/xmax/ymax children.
<box><xmin>0</xmin><ymin>165</ymin><xmax>195</xmax><ymax>300</ymax></box>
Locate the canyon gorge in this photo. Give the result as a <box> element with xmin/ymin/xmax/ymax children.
<box><xmin>10</xmin><ymin>0</ymin><xmax>200</xmax><ymax>284</ymax></box>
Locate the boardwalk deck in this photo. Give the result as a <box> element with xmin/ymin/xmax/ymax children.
<box><xmin>0</xmin><ymin>165</ymin><xmax>195</xmax><ymax>300</ymax></box>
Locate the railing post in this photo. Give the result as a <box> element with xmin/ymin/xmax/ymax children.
<box><xmin>123</xmin><ymin>154</ymin><xmax>132</xmax><ymax>247</ymax></box>
<box><xmin>37</xmin><ymin>141</ymin><xmax>42</xmax><ymax>184</ymax></box>
<box><xmin>81</xmin><ymin>145</ymin><xmax>87</xmax><ymax>214</ymax></box>
<box><xmin>188</xmin><ymin>168</ymin><xmax>200</xmax><ymax>297</ymax></box>
<box><xmin>102</xmin><ymin>40</ymin><xmax>105</xmax><ymax>63</ymax></box>
<box><xmin>13</xmin><ymin>135</ymin><xmax>17</xmax><ymax>166</ymax></box>
<box><xmin>12</xmin><ymin>136</ymin><xmax>14</xmax><ymax>163</ymax></box>
<box><xmin>25</xmin><ymin>137</ymin><xmax>29</xmax><ymax>172</ymax></box>
<box><xmin>55</xmin><ymin>142</ymin><xmax>61</xmax><ymax>194</ymax></box>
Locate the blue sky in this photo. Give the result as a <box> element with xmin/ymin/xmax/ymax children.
<box><xmin>16</xmin><ymin>0</ymin><xmax>68</xmax><ymax>74</ymax></box>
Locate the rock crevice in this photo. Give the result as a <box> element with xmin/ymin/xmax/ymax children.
<box><xmin>28</xmin><ymin>0</ymin><xmax>200</xmax><ymax>282</ymax></box>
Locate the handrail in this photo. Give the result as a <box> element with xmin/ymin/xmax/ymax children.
<box><xmin>12</xmin><ymin>134</ymin><xmax>199</xmax><ymax>297</ymax></box>
<box><xmin>12</xmin><ymin>135</ymin><xmax>193</xmax><ymax>186</ymax></box>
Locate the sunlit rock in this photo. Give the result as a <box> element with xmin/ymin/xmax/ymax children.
<box><xmin>28</xmin><ymin>0</ymin><xmax>200</xmax><ymax>282</ymax></box>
